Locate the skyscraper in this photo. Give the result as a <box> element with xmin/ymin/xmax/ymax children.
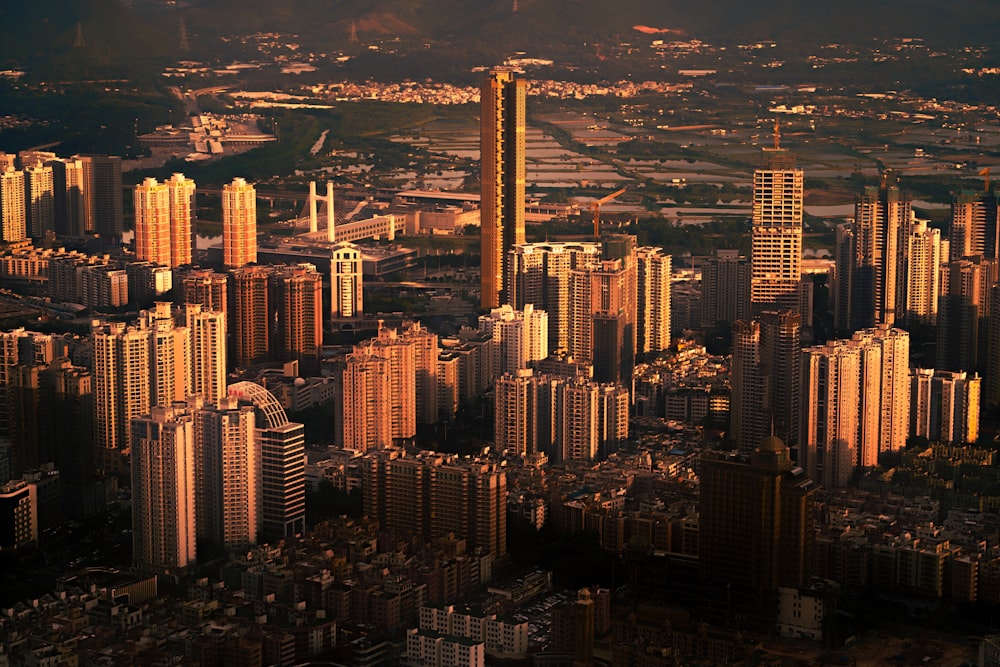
<box><xmin>950</xmin><ymin>190</ymin><xmax>999</xmax><ymax>262</ymax></box>
<box><xmin>731</xmin><ymin>319</ymin><xmax>766</xmax><ymax>453</ymax></box>
<box><xmin>478</xmin><ymin>304</ymin><xmax>549</xmax><ymax>376</ymax></box>
<box><xmin>76</xmin><ymin>155</ymin><xmax>123</xmax><ymax>243</ymax></box>
<box><xmin>750</xmin><ymin>147</ymin><xmax>803</xmax><ymax>313</ymax></box>
<box><xmin>337</xmin><ymin>351</ymin><xmax>393</xmax><ymax>451</ymax></box>
<box><xmin>222</xmin><ymin>177</ymin><xmax>257</xmax><ymax>268</ymax></box>
<box><xmin>131</xmin><ymin>404</ymin><xmax>197</xmax><ymax>570</ymax></box>
<box><xmin>270</xmin><ymin>264</ymin><xmax>323</xmax><ymax>373</ymax></box>
<box><xmin>92</xmin><ymin>320</ymin><xmax>152</xmax><ymax>471</ymax></box>
<box><xmin>181</xmin><ymin>268</ymin><xmax>228</xmax><ymax>314</ymax></box>
<box><xmin>48</xmin><ymin>157</ymin><xmax>87</xmax><ymax>237</ymax></box>
<box><xmin>636</xmin><ymin>246</ymin><xmax>671</xmax><ymax>356</ymax></box>
<box><xmin>167</xmin><ymin>173</ymin><xmax>195</xmax><ymax>267</ymax></box>
<box><xmin>330</xmin><ymin>241</ymin><xmax>363</xmax><ymax>320</ymax></box>
<box><xmin>695</xmin><ymin>248</ymin><xmax>750</xmax><ymax>328</ymax></box>
<box><xmin>904</xmin><ymin>219</ymin><xmax>942</xmax><ymax>324</ymax></box>
<box><xmin>185</xmin><ymin>303</ymin><xmax>227</xmax><ymax>404</ymax></box>
<box><xmin>134</xmin><ymin>177</ymin><xmax>172</xmax><ymax>266</ymax></box>
<box><xmin>229</xmin><ymin>266</ymin><xmax>271</xmax><ymax>368</ymax></box>
<box><xmin>480</xmin><ymin>68</ymin><xmax>526</xmax><ymax>309</ymax></box>
<box><xmin>937</xmin><ymin>257</ymin><xmax>984</xmax><ymax>372</ymax></box>
<box><xmin>835</xmin><ymin>182</ymin><xmax>910</xmax><ymax>330</ymax></box>
<box><xmin>699</xmin><ymin>436</ymin><xmax>816</xmax><ymax>631</ymax></box>
<box><xmin>227</xmin><ymin>381</ymin><xmax>305</xmax><ymax>541</ymax></box>
<box><xmin>0</xmin><ymin>167</ymin><xmax>26</xmax><ymax>242</ymax></box>
<box><xmin>24</xmin><ymin>162</ymin><xmax>54</xmax><ymax>238</ymax></box>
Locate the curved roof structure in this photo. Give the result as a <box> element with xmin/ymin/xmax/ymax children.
<box><xmin>227</xmin><ymin>381</ymin><xmax>288</xmax><ymax>429</ymax></box>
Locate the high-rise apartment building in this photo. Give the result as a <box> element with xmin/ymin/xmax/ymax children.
<box><xmin>731</xmin><ymin>320</ymin><xmax>765</xmax><ymax>454</ymax></box>
<box><xmin>352</xmin><ymin>326</ymin><xmax>417</xmax><ymax>441</ymax></box>
<box><xmin>834</xmin><ymin>183</ymin><xmax>910</xmax><ymax>330</ymax></box>
<box><xmin>361</xmin><ymin>448</ymin><xmax>507</xmax><ymax>557</ymax></box>
<box><xmin>699</xmin><ymin>436</ymin><xmax>816</xmax><ymax>631</ymax></box>
<box><xmin>801</xmin><ymin>326</ymin><xmax>909</xmax><ymax>487</ymax></box>
<box><xmin>0</xmin><ymin>167</ymin><xmax>26</xmax><ymax>242</ymax></box>
<box><xmin>494</xmin><ymin>369</ymin><xmax>553</xmax><ymax>458</ymax></box>
<box><xmin>227</xmin><ymin>381</ymin><xmax>305</xmax><ymax>541</ymax></box>
<box><xmin>950</xmin><ymin>190</ymin><xmax>999</xmax><ymax>262</ymax></box>
<box><xmin>904</xmin><ymin>220</ymin><xmax>942</xmax><ymax>324</ymax></box>
<box><xmin>166</xmin><ymin>173</ymin><xmax>195</xmax><ymax>267</ymax></box>
<box><xmin>636</xmin><ymin>246</ymin><xmax>671</xmax><ymax>355</ymax></box>
<box><xmin>131</xmin><ymin>405</ymin><xmax>197</xmax><ymax>570</ymax></box>
<box><xmin>194</xmin><ymin>396</ymin><xmax>259</xmax><ymax>551</ymax></box>
<box><xmin>338</xmin><ymin>352</ymin><xmax>393</xmax><ymax>451</ymax></box>
<box><xmin>695</xmin><ymin>248</ymin><xmax>750</xmax><ymax>328</ymax></box>
<box><xmin>222</xmin><ymin>177</ymin><xmax>257</xmax><ymax>268</ymax></box>
<box><xmin>181</xmin><ymin>268</ymin><xmax>228</xmax><ymax>314</ymax></box>
<box><xmin>76</xmin><ymin>155</ymin><xmax>123</xmax><ymax>243</ymax></box>
<box><xmin>330</xmin><ymin>241</ymin><xmax>363</xmax><ymax>320</ymax></box>
<box><xmin>24</xmin><ymin>162</ymin><xmax>54</xmax><ymax>238</ymax></box>
<box><xmin>184</xmin><ymin>303</ymin><xmax>227</xmax><ymax>404</ymax></box>
<box><xmin>937</xmin><ymin>257</ymin><xmax>984</xmax><ymax>373</ymax></box>
<box><xmin>229</xmin><ymin>266</ymin><xmax>271</xmax><ymax>368</ymax></box>
<box><xmin>750</xmin><ymin>148</ymin><xmax>802</xmax><ymax>313</ymax></box>
<box><xmin>569</xmin><ymin>258</ymin><xmax>633</xmax><ymax>385</ymax></box>
<box><xmin>48</xmin><ymin>158</ymin><xmax>87</xmax><ymax>237</ymax></box>
<box><xmin>92</xmin><ymin>320</ymin><xmax>152</xmax><ymax>471</ymax></box>
<box><xmin>909</xmin><ymin>368</ymin><xmax>980</xmax><ymax>444</ymax></box>
<box><xmin>478</xmin><ymin>304</ymin><xmax>548</xmax><ymax>376</ymax></box>
<box><xmin>134</xmin><ymin>178</ymin><xmax>172</xmax><ymax>266</ymax></box>
<box><xmin>508</xmin><ymin>242</ymin><xmax>601</xmax><ymax>352</ymax></box>
<box><xmin>480</xmin><ymin>68</ymin><xmax>526</xmax><ymax>309</ymax></box>
<box><xmin>270</xmin><ymin>264</ymin><xmax>323</xmax><ymax>373</ymax></box>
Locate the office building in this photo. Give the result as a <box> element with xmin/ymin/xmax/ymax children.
<box><xmin>699</xmin><ymin>436</ymin><xmax>816</xmax><ymax>631</ymax></box>
<box><xmin>480</xmin><ymin>68</ymin><xmax>526</xmax><ymax>308</ymax></box>
<box><xmin>24</xmin><ymin>162</ymin><xmax>54</xmax><ymax>238</ymax></box>
<box><xmin>508</xmin><ymin>241</ymin><xmax>601</xmax><ymax>352</ymax></box>
<box><xmin>0</xmin><ymin>167</ymin><xmax>26</xmax><ymax>242</ymax></box>
<box><xmin>194</xmin><ymin>397</ymin><xmax>259</xmax><ymax>551</ymax></box>
<box><xmin>750</xmin><ymin>148</ymin><xmax>803</xmax><ymax>313</ymax></box>
<box><xmin>904</xmin><ymin>219</ymin><xmax>942</xmax><ymax>324</ymax></box>
<box><xmin>478</xmin><ymin>304</ymin><xmax>548</xmax><ymax>376</ymax></box>
<box><xmin>330</xmin><ymin>241</ymin><xmax>363</xmax><ymax>320</ymax></box>
<box><xmin>636</xmin><ymin>246</ymin><xmax>672</xmax><ymax>355</ymax></box>
<box><xmin>222</xmin><ymin>177</ymin><xmax>257</xmax><ymax>268</ymax></box>
<box><xmin>131</xmin><ymin>404</ymin><xmax>197</xmax><ymax>570</ymax></box>
<box><xmin>696</xmin><ymin>248</ymin><xmax>750</xmax><ymax>328</ymax></box>
<box><xmin>228</xmin><ymin>381</ymin><xmax>305</xmax><ymax>541</ymax></box>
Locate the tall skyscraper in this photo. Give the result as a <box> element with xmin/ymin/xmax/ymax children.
<box><xmin>24</xmin><ymin>162</ymin><xmax>54</xmax><ymax>238</ymax></box>
<box><xmin>480</xmin><ymin>68</ymin><xmax>526</xmax><ymax>309</ymax></box>
<box><xmin>937</xmin><ymin>257</ymin><xmax>984</xmax><ymax>372</ymax></box>
<box><xmin>76</xmin><ymin>155</ymin><xmax>123</xmax><ymax>243</ymax></box>
<box><xmin>750</xmin><ymin>147</ymin><xmax>803</xmax><ymax>313</ymax></box>
<box><xmin>696</xmin><ymin>248</ymin><xmax>750</xmax><ymax>328</ymax></box>
<box><xmin>227</xmin><ymin>381</ymin><xmax>305</xmax><ymax>541</ymax></box>
<box><xmin>904</xmin><ymin>219</ymin><xmax>942</xmax><ymax>324</ymax></box>
<box><xmin>166</xmin><ymin>173</ymin><xmax>195</xmax><ymax>267</ymax></box>
<box><xmin>194</xmin><ymin>397</ymin><xmax>259</xmax><ymax>551</ymax></box>
<box><xmin>131</xmin><ymin>404</ymin><xmax>197</xmax><ymax>570</ymax></box>
<box><xmin>760</xmin><ymin>310</ymin><xmax>802</xmax><ymax>453</ymax></box>
<box><xmin>636</xmin><ymin>246</ymin><xmax>671</xmax><ymax>356</ymax></box>
<box><xmin>0</xmin><ymin>167</ymin><xmax>26</xmax><ymax>242</ymax></box>
<box><xmin>229</xmin><ymin>266</ymin><xmax>271</xmax><ymax>368</ymax></box>
<box><xmin>509</xmin><ymin>242</ymin><xmax>601</xmax><ymax>352</ymax></box>
<box><xmin>223</xmin><ymin>177</ymin><xmax>257</xmax><ymax>268</ymax></box>
<box><xmin>330</xmin><ymin>241</ymin><xmax>363</xmax><ymax>320</ymax></box>
<box><xmin>185</xmin><ymin>303</ymin><xmax>227</xmax><ymax>404</ymax></box>
<box><xmin>950</xmin><ymin>190</ymin><xmax>999</xmax><ymax>262</ymax></box>
<box><xmin>270</xmin><ymin>264</ymin><xmax>323</xmax><ymax>373</ymax></box>
<box><xmin>835</xmin><ymin>182</ymin><xmax>910</xmax><ymax>330</ymax></box>
<box><xmin>731</xmin><ymin>320</ymin><xmax>765</xmax><ymax>453</ymax></box>
<box><xmin>48</xmin><ymin>157</ymin><xmax>87</xmax><ymax>237</ymax></box>
<box><xmin>699</xmin><ymin>436</ymin><xmax>816</xmax><ymax>631</ymax></box>
<box><xmin>478</xmin><ymin>304</ymin><xmax>549</xmax><ymax>376</ymax></box>
<box><xmin>134</xmin><ymin>178</ymin><xmax>172</xmax><ymax>266</ymax></box>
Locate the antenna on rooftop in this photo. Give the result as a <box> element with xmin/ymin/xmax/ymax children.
<box><xmin>773</xmin><ymin>119</ymin><xmax>780</xmax><ymax>150</ymax></box>
<box><xmin>980</xmin><ymin>167</ymin><xmax>991</xmax><ymax>193</ymax></box>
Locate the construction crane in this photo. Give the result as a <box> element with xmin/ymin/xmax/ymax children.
<box><xmin>980</xmin><ymin>167</ymin><xmax>991</xmax><ymax>193</ymax></box>
<box><xmin>592</xmin><ymin>187</ymin><xmax>627</xmax><ymax>239</ymax></box>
